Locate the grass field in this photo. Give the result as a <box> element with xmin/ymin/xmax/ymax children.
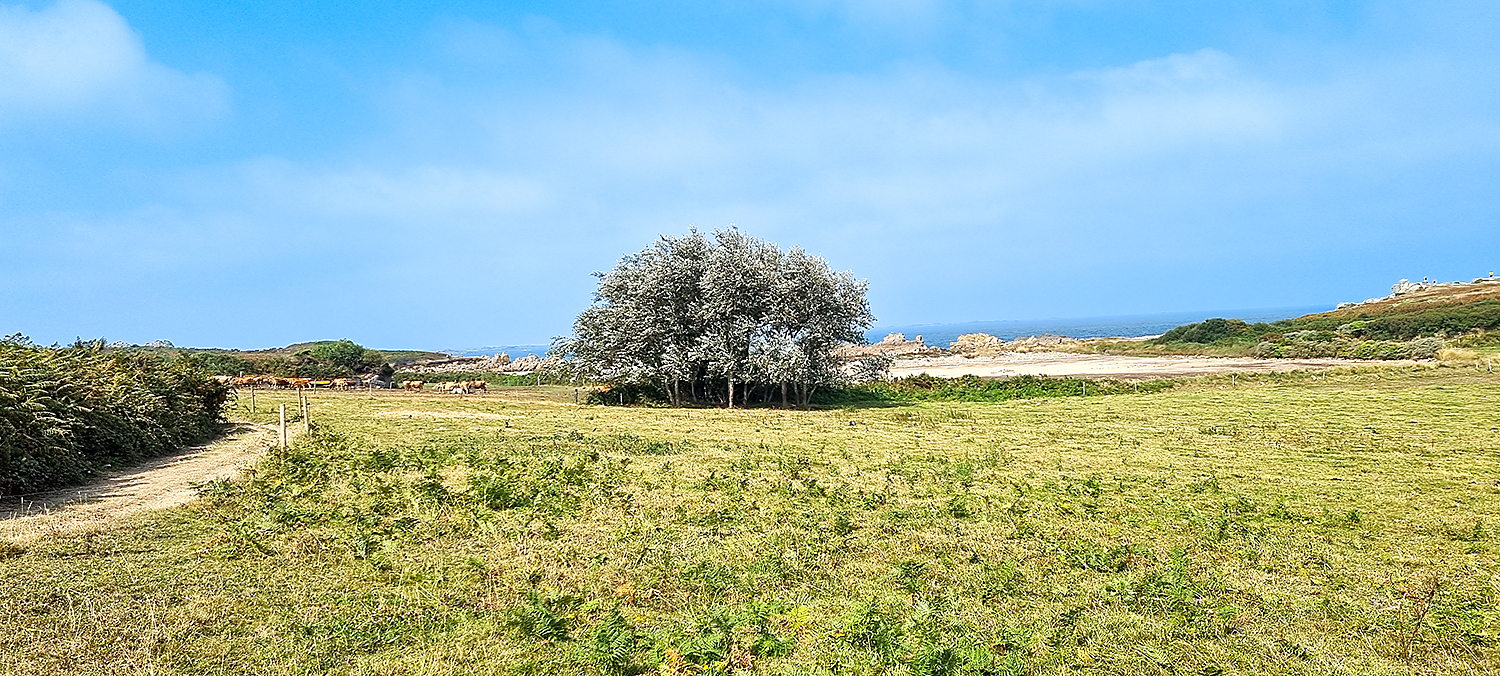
<box><xmin>3</xmin><ymin>365</ymin><xmax>1498</xmax><ymax>675</ymax></box>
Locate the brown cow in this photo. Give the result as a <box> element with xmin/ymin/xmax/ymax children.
<box><xmin>331</xmin><ymin>378</ymin><xmax>354</xmax><ymax>389</ymax></box>
<box><xmin>402</xmin><ymin>380</ymin><xmax>424</xmax><ymax>391</ymax></box>
<box><xmin>437</xmin><ymin>380</ymin><xmax>461</xmax><ymax>393</ymax></box>
<box><xmin>286</xmin><ymin>378</ymin><xmax>312</xmax><ymax>388</ymax></box>
<box><xmin>462</xmin><ymin>380</ymin><xmax>487</xmax><ymax>392</ymax></box>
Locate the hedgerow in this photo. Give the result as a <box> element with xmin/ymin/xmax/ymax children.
<box><xmin>0</xmin><ymin>336</ymin><xmax>230</xmax><ymax>496</ymax></box>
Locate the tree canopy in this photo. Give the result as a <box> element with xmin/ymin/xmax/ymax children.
<box><xmin>308</xmin><ymin>339</ymin><xmax>370</xmax><ymax>370</ymax></box>
<box><xmin>558</xmin><ymin>230</ymin><xmax>872</xmax><ymax>407</ymax></box>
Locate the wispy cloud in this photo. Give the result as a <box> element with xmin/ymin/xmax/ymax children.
<box><xmin>0</xmin><ymin>0</ymin><xmax>226</xmax><ymax>132</ymax></box>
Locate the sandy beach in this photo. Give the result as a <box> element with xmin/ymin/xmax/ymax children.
<box><xmin>890</xmin><ymin>351</ymin><xmax>1385</xmax><ymax>380</ymax></box>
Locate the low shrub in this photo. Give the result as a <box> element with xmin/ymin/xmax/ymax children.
<box><xmin>1152</xmin><ymin>318</ymin><xmax>1258</xmax><ymax>345</ymax></box>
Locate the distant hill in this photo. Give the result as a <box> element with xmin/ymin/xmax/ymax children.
<box><xmin>104</xmin><ymin>340</ymin><xmax>451</xmax><ymax>379</ymax></box>
<box><xmin>1133</xmin><ymin>277</ymin><xmax>1500</xmax><ymax>359</ymax></box>
<box><xmin>128</xmin><ymin>341</ymin><xmax>448</xmax><ymax>365</ymax></box>
<box><xmin>1297</xmin><ymin>277</ymin><xmax>1500</xmax><ymax>339</ymax></box>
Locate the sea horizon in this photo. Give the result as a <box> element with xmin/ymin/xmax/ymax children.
<box><xmin>441</xmin><ymin>304</ymin><xmax>1331</xmax><ymax>356</ymax></box>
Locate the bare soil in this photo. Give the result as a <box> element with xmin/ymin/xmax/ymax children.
<box><xmin>0</xmin><ymin>422</ymin><xmax>285</xmax><ymax>544</ymax></box>
<box><xmin>890</xmin><ymin>351</ymin><xmax>1396</xmax><ymax>380</ymax></box>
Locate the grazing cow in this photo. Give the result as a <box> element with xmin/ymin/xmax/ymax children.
<box><xmin>270</xmin><ymin>377</ymin><xmax>291</xmax><ymax>389</ymax></box>
<box><xmin>462</xmin><ymin>380</ymin><xmax>487</xmax><ymax>392</ymax></box>
<box><xmin>402</xmin><ymin>380</ymin><xmax>424</xmax><ymax>391</ymax></box>
<box><xmin>331</xmin><ymin>378</ymin><xmax>355</xmax><ymax>389</ymax></box>
<box><xmin>437</xmin><ymin>380</ymin><xmax>462</xmax><ymax>393</ymax></box>
<box><xmin>286</xmin><ymin>378</ymin><xmax>312</xmax><ymax>388</ymax></box>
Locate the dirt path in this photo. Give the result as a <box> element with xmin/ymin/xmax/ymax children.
<box><xmin>0</xmin><ymin>421</ymin><xmax>286</xmax><ymax>544</ymax></box>
<box><xmin>890</xmin><ymin>351</ymin><xmax>1392</xmax><ymax>380</ymax></box>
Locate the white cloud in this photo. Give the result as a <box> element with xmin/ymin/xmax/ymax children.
<box><xmin>13</xmin><ymin>8</ymin><xmax>1497</xmax><ymax>344</ymax></box>
<box><xmin>0</xmin><ymin>0</ymin><xmax>226</xmax><ymax>130</ymax></box>
<box><xmin>1082</xmin><ymin>48</ymin><xmax>1238</xmax><ymax>90</ymax></box>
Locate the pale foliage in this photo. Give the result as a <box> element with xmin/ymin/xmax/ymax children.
<box><xmin>558</xmin><ymin>230</ymin><xmax>872</xmax><ymax>406</ymax></box>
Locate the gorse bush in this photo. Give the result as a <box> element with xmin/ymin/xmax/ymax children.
<box><xmin>1153</xmin><ymin>318</ymin><xmax>1254</xmax><ymax>345</ymax></box>
<box><xmin>0</xmin><ymin>336</ymin><xmax>230</xmax><ymax>495</ymax></box>
<box><xmin>1304</xmin><ymin>299</ymin><xmax>1500</xmax><ymax>340</ymax></box>
<box><xmin>1151</xmin><ymin>316</ymin><xmax>1460</xmax><ymax>360</ymax></box>
<box><xmin>1141</xmin><ymin>294</ymin><xmax>1500</xmax><ymax>359</ymax></box>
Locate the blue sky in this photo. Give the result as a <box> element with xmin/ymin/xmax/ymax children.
<box><xmin>2</xmin><ymin>0</ymin><xmax>1497</xmax><ymax>349</ymax></box>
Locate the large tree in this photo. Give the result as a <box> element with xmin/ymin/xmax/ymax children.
<box><xmin>559</xmin><ymin>230</ymin><xmax>872</xmax><ymax>407</ymax></box>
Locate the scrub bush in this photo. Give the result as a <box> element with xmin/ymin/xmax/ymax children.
<box><xmin>0</xmin><ymin>336</ymin><xmax>230</xmax><ymax>495</ymax></box>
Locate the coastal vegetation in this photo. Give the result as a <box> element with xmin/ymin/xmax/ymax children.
<box><xmin>0</xmin><ymin>335</ymin><xmax>229</xmax><ymax>496</ymax></box>
<box><xmin>1144</xmin><ymin>319</ymin><xmax>1445</xmax><ymax>361</ymax></box>
<box><xmin>1068</xmin><ymin>280</ymin><xmax>1500</xmax><ymax>360</ymax></box>
<box><xmin>3</xmin><ymin>365</ymin><xmax>1497</xmax><ymax>674</ymax></box>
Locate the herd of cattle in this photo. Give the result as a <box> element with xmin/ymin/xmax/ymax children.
<box><xmin>403</xmin><ymin>380</ymin><xmax>487</xmax><ymax>394</ymax></box>
<box><xmin>213</xmin><ymin>375</ymin><xmax>488</xmax><ymax>394</ymax></box>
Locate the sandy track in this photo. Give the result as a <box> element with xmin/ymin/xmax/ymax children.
<box><xmin>0</xmin><ymin>422</ymin><xmax>285</xmax><ymax>543</ymax></box>
<box><xmin>890</xmin><ymin>351</ymin><xmax>1388</xmax><ymax>380</ymax></box>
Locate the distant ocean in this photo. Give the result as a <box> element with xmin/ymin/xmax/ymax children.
<box><xmin>442</xmin><ymin>305</ymin><xmax>1331</xmax><ymax>357</ymax></box>
<box><xmin>867</xmin><ymin>305</ymin><xmax>1332</xmax><ymax>348</ymax></box>
<box><xmin>442</xmin><ymin>344</ymin><xmax>555</xmax><ymax>358</ymax></box>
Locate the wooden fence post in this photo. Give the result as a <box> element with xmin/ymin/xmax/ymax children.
<box><xmin>280</xmin><ymin>403</ymin><xmax>287</xmax><ymax>450</ymax></box>
<box><xmin>250</xmin><ymin>386</ymin><xmax>256</xmax><ymax>413</ymax></box>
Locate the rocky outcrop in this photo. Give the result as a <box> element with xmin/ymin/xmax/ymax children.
<box><xmin>950</xmin><ymin>333</ymin><xmax>1003</xmax><ymax>352</ymax></box>
<box><xmin>1339</xmin><ymin>276</ymin><xmax>1500</xmax><ymax>309</ymax></box>
<box><xmin>945</xmin><ymin>333</ymin><xmax>1082</xmax><ymax>356</ymax></box>
<box><xmin>1391</xmin><ymin>279</ymin><xmax>1422</xmax><ymax>296</ymax></box>
<box><xmin>103</xmin><ymin>339</ymin><xmax>175</xmax><ymax>349</ymax></box>
<box><xmin>834</xmin><ymin>333</ymin><xmax>943</xmax><ymax>358</ymax></box>
<box><xmin>404</xmin><ymin>352</ymin><xmax>555</xmax><ymax>374</ymax></box>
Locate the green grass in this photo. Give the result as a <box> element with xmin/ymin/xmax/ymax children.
<box><xmin>391</xmin><ymin>371</ymin><xmax>568</xmax><ymax>388</ymax></box>
<box><xmin>3</xmin><ymin>367</ymin><xmax>1499</xmax><ymax>674</ymax></box>
<box><xmin>821</xmin><ymin>374</ymin><xmax>1179</xmax><ymax>405</ymax></box>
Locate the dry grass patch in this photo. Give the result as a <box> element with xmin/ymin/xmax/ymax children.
<box><xmin>2</xmin><ymin>376</ymin><xmax>1498</xmax><ymax>675</ymax></box>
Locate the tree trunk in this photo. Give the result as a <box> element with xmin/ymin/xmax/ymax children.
<box><xmin>781</xmin><ymin>382</ymin><xmax>788</xmax><ymax>408</ymax></box>
<box><xmin>727</xmin><ymin>378</ymin><xmax>734</xmax><ymax>409</ymax></box>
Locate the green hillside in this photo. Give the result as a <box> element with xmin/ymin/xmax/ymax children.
<box><xmin>1097</xmin><ymin>278</ymin><xmax>1500</xmax><ymax>359</ymax></box>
